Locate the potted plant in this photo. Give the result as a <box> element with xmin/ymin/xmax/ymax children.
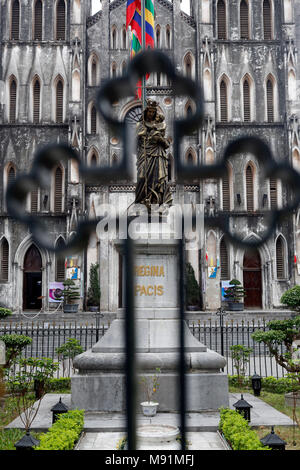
<box><xmin>62</xmin><ymin>279</ymin><xmax>81</xmax><ymax>314</ymax></box>
<box><xmin>87</xmin><ymin>263</ymin><xmax>101</xmax><ymax>312</ymax></box>
<box><xmin>185</xmin><ymin>262</ymin><xmax>201</xmax><ymax>311</ymax></box>
<box><xmin>224</xmin><ymin>279</ymin><xmax>246</xmax><ymax>311</ymax></box>
<box><xmin>140</xmin><ymin>368</ymin><xmax>161</xmax><ymax>417</ymax></box>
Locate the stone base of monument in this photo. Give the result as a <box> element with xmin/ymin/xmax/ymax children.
<box><xmin>71</xmin><ymin>235</ymin><xmax>229</xmax><ymax>412</ymax></box>
<box><xmin>71</xmin><ymin>319</ymin><xmax>229</xmax><ymax>412</ymax></box>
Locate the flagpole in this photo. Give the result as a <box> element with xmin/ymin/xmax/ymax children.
<box><xmin>141</xmin><ymin>0</ymin><xmax>147</xmax><ymax>110</ymax></box>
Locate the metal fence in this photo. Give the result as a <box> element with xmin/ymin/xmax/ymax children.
<box><xmin>0</xmin><ymin>318</ymin><xmax>287</xmax><ymax>379</ymax></box>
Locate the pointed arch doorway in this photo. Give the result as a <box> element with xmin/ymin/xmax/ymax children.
<box><xmin>23</xmin><ymin>245</ymin><xmax>43</xmax><ymax>310</ymax></box>
<box><xmin>243</xmin><ymin>248</ymin><xmax>263</xmax><ymax>309</ymax></box>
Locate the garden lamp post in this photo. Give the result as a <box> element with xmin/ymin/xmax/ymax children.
<box><xmin>251</xmin><ymin>373</ymin><xmax>262</xmax><ymax>397</ymax></box>
<box><xmin>51</xmin><ymin>397</ymin><xmax>69</xmax><ymax>424</ymax></box>
<box><xmin>15</xmin><ymin>431</ymin><xmax>40</xmax><ymax>451</ymax></box>
<box><xmin>260</xmin><ymin>427</ymin><xmax>286</xmax><ymax>450</ymax></box>
<box><xmin>233</xmin><ymin>394</ymin><xmax>253</xmax><ymax>422</ymax></box>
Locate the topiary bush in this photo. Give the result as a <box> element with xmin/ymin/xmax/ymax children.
<box><xmin>35</xmin><ymin>409</ymin><xmax>84</xmax><ymax>451</ymax></box>
<box><xmin>280</xmin><ymin>286</ymin><xmax>300</xmax><ymax>312</ymax></box>
<box><xmin>228</xmin><ymin>375</ymin><xmax>300</xmax><ymax>394</ymax></box>
<box><xmin>219</xmin><ymin>409</ymin><xmax>269</xmax><ymax>450</ymax></box>
<box><xmin>0</xmin><ymin>308</ymin><xmax>12</xmax><ymax>319</ymax></box>
<box><xmin>46</xmin><ymin>377</ymin><xmax>71</xmax><ymax>392</ymax></box>
<box><xmin>0</xmin><ymin>334</ymin><xmax>32</xmax><ymax>369</ymax></box>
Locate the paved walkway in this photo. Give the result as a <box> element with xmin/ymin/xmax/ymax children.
<box><xmin>75</xmin><ymin>431</ymin><xmax>227</xmax><ymax>451</ymax></box>
<box><xmin>6</xmin><ymin>393</ymin><xmax>293</xmax><ymax>433</ymax></box>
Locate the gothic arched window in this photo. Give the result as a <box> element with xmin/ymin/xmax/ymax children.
<box><xmin>263</xmin><ymin>0</ymin><xmax>272</xmax><ymax>39</ymax></box>
<box><xmin>55</xmin><ymin>78</ymin><xmax>64</xmax><ymax>123</ymax></box>
<box><xmin>55</xmin><ymin>237</ymin><xmax>65</xmax><ymax>282</ymax></box>
<box><xmin>166</xmin><ymin>25</ymin><xmax>171</xmax><ymax>49</ymax></box>
<box><xmin>33</xmin><ymin>77</ymin><xmax>41</xmax><ymax>123</ymax></box>
<box><xmin>246</xmin><ymin>164</ymin><xmax>255</xmax><ymax>212</ymax></box>
<box><xmin>9</xmin><ymin>77</ymin><xmax>17</xmax><ymax>123</ymax></box>
<box><xmin>220</xmin><ymin>238</ymin><xmax>229</xmax><ymax>280</ymax></box>
<box><xmin>91</xmin><ymin>105</ymin><xmax>97</xmax><ymax>134</ymax></box>
<box><xmin>0</xmin><ymin>238</ymin><xmax>9</xmax><ymax>282</ymax></box>
<box><xmin>31</xmin><ymin>187</ymin><xmax>39</xmax><ymax>213</ymax></box>
<box><xmin>276</xmin><ymin>236</ymin><xmax>285</xmax><ymax>279</ymax></box>
<box><xmin>243</xmin><ymin>78</ymin><xmax>251</xmax><ymax>122</ymax></box>
<box><xmin>270</xmin><ymin>177</ymin><xmax>278</xmax><ymax>209</ymax></box>
<box><xmin>56</xmin><ymin>0</ymin><xmax>66</xmax><ymax>41</ymax></box>
<box><xmin>217</xmin><ymin>0</ymin><xmax>227</xmax><ymax>39</ymax></box>
<box><xmin>222</xmin><ymin>166</ymin><xmax>231</xmax><ymax>211</ymax></box>
<box><xmin>34</xmin><ymin>0</ymin><xmax>43</xmax><ymax>40</ymax></box>
<box><xmin>240</xmin><ymin>0</ymin><xmax>249</xmax><ymax>39</ymax></box>
<box><xmin>266</xmin><ymin>77</ymin><xmax>274</xmax><ymax>122</ymax></box>
<box><xmin>220</xmin><ymin>79</ymin><xmax>228</xmax><ymax>122</ymax></box>
<box><xmin>54</xmin><ymin>166</ymin><xmax>63</xmax><ymax>213</ymax></box>
<box><xmin>11</xmin><ymin>0</ymin><xmax>20</xmax><ymax>40</ymax></box>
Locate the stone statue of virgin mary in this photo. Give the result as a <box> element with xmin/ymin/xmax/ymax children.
<box><xmin>135</xmin><ymin>100</ymin><xmax>172</xmax><ymax>210</ymax></box>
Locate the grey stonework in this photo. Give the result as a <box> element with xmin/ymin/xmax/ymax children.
<box><xmin>0</xmin><ymin>0</ymin><xmax>299</xmax><ymax>313</ymax></box>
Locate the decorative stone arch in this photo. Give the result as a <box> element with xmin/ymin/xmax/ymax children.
<box><xmin>292</xmin><ymin>148</ymin><xmax>300</xmax><ymax>172</ymax></box>
<box><xmin>183</xmin><ymin>51</ymin><xmax>196</xmax><ymax>80</ymax></box>
<box><xmin>185</xmin><ymin>147</ymin><xmax>197</xmax><ymax>165</ymax></box>
<box><xmin>207</xmin><ymin>230</ymin><xmax>217</xmax><ymax>267</ymax></box>
<box><xmin>111</xmin><ymin>24</ymin><xmax>118</xmax><ymax>50</ymax></box>
<box><xmin>217</xmin><ymin>73</ymin><xmax>231</xmax><ymax>122</ymax></box>
<box><xmin>165</xmin><ymin>24</ymin><xmax>172</xmax><ymax>49</ymax></box>
<box><xmin>13</xmin><ymin>235</ymin><xmax>51</xmax><ymax>312</ymax></box>
<box><xmin>274</xmin><ymin>234</ymin><xmax>288</xmax><ymax>280</ymax></box>
<box><xmin>87</xmin><ymin>146</ymin><xmax>100</xmax><ymax>166</ymax></box>
<box><xmin>264</xmin><ymin>73</ymin><xmax>278</xmax><ymax>122</ymax></box>
<box><xmin>111</xmin><ymin>61</ymin><xmax>117</xmax><ymax>78</ymax></box>
<box><xmin>3</xmin><ymin>162</ymin><xmax>16</xmax><ymax>210</ymax></box>
<box><xmin>203</xmin><ymin>68</ymin><xmax>212</xmax><ymax>102</ymax></box>
<box><xmin>121</xmin><ymin>24</ymin><xmax>127</xmax><ymax>50</ymax></box>
<box><xmin>206</xmin><ymin>147</ymin><xmax>214</xmax><ymax>165</ymax></box>
<box><xmin>88</xmin><ymin>52</ymin><xmax>100</xmax><ymax>86</ymax></box>
<box><xmin>155</xmin><ymin>24</ymin><xmax>161</xmax><ymax>48</ymax></box>
<box><xmin>236</xmin><ymin>233</ymin><xmax>271</xmax><ymax>309</ymax></box>
<box><xmin>288</xmin><ymin>69</ymin><xmax>297</xmax><ymax>101</ymax></box>
<box><xmin>111</xmin><ymin>153</ymin><xmax>118</xmax><ymax>166</ymax></box>
<box><xmin>72</xmin><ymin>69</ymin><xmax>80</xmax><ymax>102</ymax></box>
<box><xmin>184</xmin><ymin>100</ymin><xmax>196</xmax><ymax>118</ymax></box>
<box><xmin>241</xmin><ymin>73</ymin><xmax>255</xmax><ymax>122</ymax></box>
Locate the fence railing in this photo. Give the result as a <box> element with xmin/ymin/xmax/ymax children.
<box><xmin>0</xmin><ymin>319</ymin><xmax>287</xmax><ymax>379</ymax></box>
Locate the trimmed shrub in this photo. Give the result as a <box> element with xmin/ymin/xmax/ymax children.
<box><xmin>46</xmin><ymin>377</ymin><xmax>71</xmax><ymax>392</ymax></box>
<box><xmin>0</xmin><ymin>308</ymin><xmax>12</xmax><ymax>319</ymax></box>
<box><xmin>219</xmin><ymin>409</ymin><xmax>269</xmax><ymax>451</ymax></box>
<box><xmin>35</xmin><ymin>409</ymin><xmax>84</xmax><ymax>451</ymax></box>
<box><xmin>228</xmin><ymin>375</ymin><xmax>300</xmax><ymax>394</ymax></box>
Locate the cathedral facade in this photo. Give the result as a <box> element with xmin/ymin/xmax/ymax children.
<box><xmin>0</xmin><ymin>0</ymin><xmax>299</xmax><ymax>314</ymax></box>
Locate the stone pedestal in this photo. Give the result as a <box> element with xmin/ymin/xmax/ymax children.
<box><xmin>72</xmin><ymin>235</ymin><xmax>229</xmax><ymax>412</ymax></box>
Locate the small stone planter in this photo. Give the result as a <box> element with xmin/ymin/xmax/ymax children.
<box><xmin>141</xmin><ymin>402</ymin><xmax>159</xmax><ymax>417</ymax></box>
<box><xmin>63</xmin><ymin>304</ymin><xmax>79</xmax><ymax>314</ymax></box>
<box><xmin>227</xmin><ymin>302</ymin><xmax>244</xmax><ymax>312</ymax></box>
<box><xmin>284</xmin><ymin>392</ymin><xmax>300</xmax><ymax>408</ymax></box>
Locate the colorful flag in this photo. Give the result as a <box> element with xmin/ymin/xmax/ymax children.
<box><xmin>126</xmin><ymin>0</ymin><xmax>155</xmax><ymax>98</ymax></box>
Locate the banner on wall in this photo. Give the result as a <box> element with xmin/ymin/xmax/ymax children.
<box><xmin>208</xmin><ymin>266</ymin><xmax>217</xmax><ymax>279</ymax></box>
<box><xmin>221</xmin><ymin>281</ymin><xmax>231</xmax><ymax>301</ymax></box>
<box><xmin>49</xmin><ymin>282</ymin><xmax>64</xmax><ymax>303</ymax></box>
<box><xmin>66</xmin><ymin>267</ymin><xmax>80</xmax><ymax>280</ymax></box>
